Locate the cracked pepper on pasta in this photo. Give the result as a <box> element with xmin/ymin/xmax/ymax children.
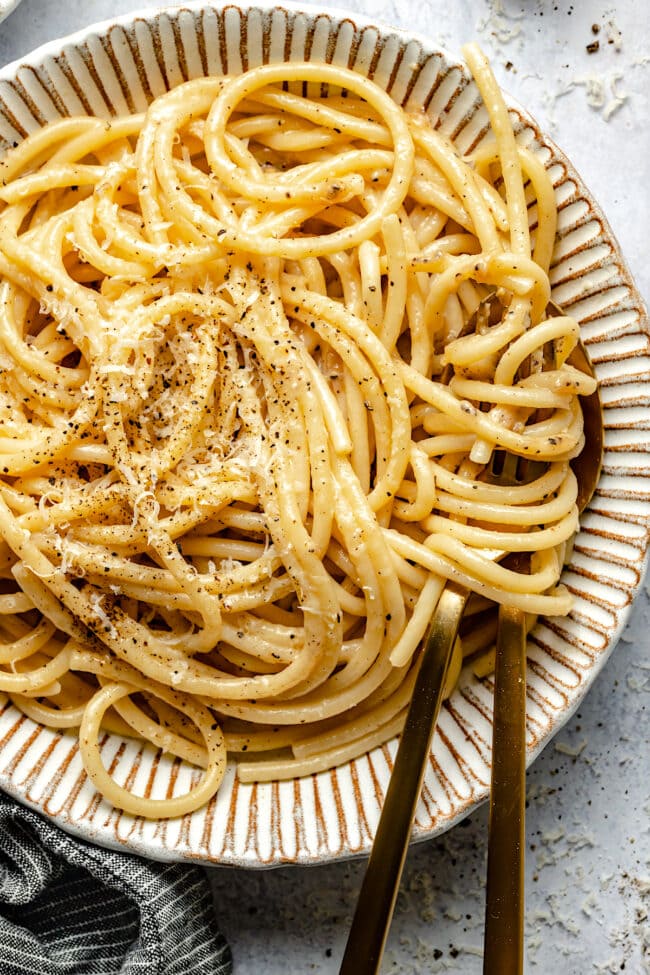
<box><xmin>0</xmin><ymin>45</ymin><xmax>596</xmax><ymax>816</ymax></box>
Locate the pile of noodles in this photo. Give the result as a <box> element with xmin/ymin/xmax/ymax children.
<box><xmin>0</xmin><ymin>47</ymin><xmax>595</xmax><ymax>816</ymax></box>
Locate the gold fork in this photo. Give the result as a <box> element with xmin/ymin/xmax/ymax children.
<box><xmin>338</xmin><ymin>579</ymin><xmax>470</xmax><ymax>975</ymax></box>
<box><xmin>339</xmin><ymin>462</ymin><xmax>542</xmax><ymax>975</ymax></box>
<box><xmin>482</xmin><ymin>334</ymin><xmax>603</xmax><ymax>974</ymax></box>
<box><xmin>340</xmin><ymin>310</ymin><xmax>602</xmax><ymax>975</ymax></box>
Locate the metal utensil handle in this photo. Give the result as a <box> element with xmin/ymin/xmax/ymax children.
<box><xmin>483</xmin><ymin>604</ymin><xmax>527</xmax><ymax>975</ymax></box>
<box><xmin>339</xmin><ymin>582</ymin><xmax>468</xmax><ymax>975</ymax></box>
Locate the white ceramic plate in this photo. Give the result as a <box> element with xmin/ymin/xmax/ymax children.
<box><xmin>0</xmin><ymin>2</ymin><xmax>648</xmax><ymax>867</ymax></box>
<box><xmin>0</xmin><ymin>0</ymin><xmax>22</xmax><ymax>26</ymax></box>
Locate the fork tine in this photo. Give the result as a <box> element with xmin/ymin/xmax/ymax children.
<box><xmin>501</xmin><ymin>452</ymin><xmax>519</xmax><ymax>483</ymax></box>
<box><xmin>486</xmin><ymin>451</ymin><xmax>547</xmax><ymax>487</ymax></box>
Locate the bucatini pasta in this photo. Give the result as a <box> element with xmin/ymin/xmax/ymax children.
<box><xmin>0</xmin><ymin>44</ymin><xmax>596</xmax><ymax>817</ymax></box>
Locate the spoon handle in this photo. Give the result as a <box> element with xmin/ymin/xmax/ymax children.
<box><xmin>339</xmin><ymin>582</ymin><xmax>468</xmax><ymax>975</ymax></box>
<box><xmin>483</xmin><ymin>604</ymin><xmax>527</xmax><ymax>975</ymax></box>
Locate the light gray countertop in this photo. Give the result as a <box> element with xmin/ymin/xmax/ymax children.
<box><xmin>1</xmin><ymin>1</ymin><xmax>648</xmax><ymax>972</ymax></box>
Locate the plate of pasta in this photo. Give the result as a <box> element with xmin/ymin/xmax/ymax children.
<box><xmin>0</xmin><ymin>2</ymin><xmax>647</xmax><ymax>866</ymax></box>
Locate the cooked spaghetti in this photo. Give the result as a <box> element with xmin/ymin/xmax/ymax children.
<box><xmin>0</xmin><ymin>44</ymin><xmax>596</xmax><ymax>817</ymax></box>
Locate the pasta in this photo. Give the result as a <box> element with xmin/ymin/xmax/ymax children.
<box><xmin>0</xmin><ymin>44</ymin><xmax>596</xmax><ymax>817</ymax></box>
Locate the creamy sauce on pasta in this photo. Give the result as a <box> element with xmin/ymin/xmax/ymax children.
<box><xmin>0</xmin><ymin>45</ymin><xmax>595</xmax><ymax>817</ymax></box>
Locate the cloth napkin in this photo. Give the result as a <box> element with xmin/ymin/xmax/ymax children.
<box><xmin>0</xmin><ymin>791</ymin><xmax>232</xmax><ymax>975</ymax></box>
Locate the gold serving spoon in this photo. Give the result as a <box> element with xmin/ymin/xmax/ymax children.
<box><xmin>339</xmin><ymin>305</ymin><xmax>603</xmax><ymax>975</ymax></box>
<box><xmin>482</xmin><ymin>320</ymin><xmax>603</xmax><ymax>974</ymax></box>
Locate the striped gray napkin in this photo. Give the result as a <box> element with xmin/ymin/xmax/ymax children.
<box><xmin>0</xmin><ymin>791</ymin><xmax>232</xmax><ymax>975</ymax></box>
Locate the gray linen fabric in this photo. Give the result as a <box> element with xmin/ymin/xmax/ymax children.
<box><xmin>0</xmin><ymin>792</ymin><xmax>232</xmax><ymax>975</ymax></box>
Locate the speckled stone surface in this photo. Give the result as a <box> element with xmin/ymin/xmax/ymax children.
<box><xmin>1</xmin><ymin>0</ymin><xmax>648</xmax><ymax>971</ymax></box>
